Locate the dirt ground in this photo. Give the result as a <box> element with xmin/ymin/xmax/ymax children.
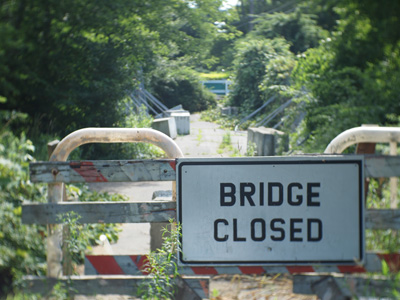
<box><xmin>209</xmin><ymin>274</ymin><xmax>317</xmax><ymax>300</ymax></box>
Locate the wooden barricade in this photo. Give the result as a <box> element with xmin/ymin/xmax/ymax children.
<box><xmin>21</xmin><ymin>126</ymin><xmax>400</xmax><ymax>298</ymax></box>
<box><xmin>23</xmin><ymin>155</ymin><xmax>400</xmax><ymax>298</ymax></box>
<box><xmin>23</xmin><ymin>157</ymin><xmax>209</xmax><ymax>299</ymax></box>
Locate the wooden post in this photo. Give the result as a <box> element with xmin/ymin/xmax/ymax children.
<box><xmin>390</xmin><ymin>142</ymin><xmax>398</xmax><ymax>209</ymax></box>
<box><xmin>356</xmin><ymin>142</ymin><xmax>376</xmax><ymax>200</ymax></box>
<box><xmin>47</xmin><ymin>141</ymin><xmax>63</xmax><ymax>277</ymax></box>
<box><xmin>47</xmin><ymin>140</ymin><xmax>72</xmax><ymax>277</ymax></box>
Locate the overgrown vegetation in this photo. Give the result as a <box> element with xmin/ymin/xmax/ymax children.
<box><xmin>201</xmin><ymin>107</ymin><xmax>240</xmax><ymax>130</ymax></box>
<box><xmin>1</xmin><ymin>0</ymin><xmax>400</xmax><ymax>296</ymax></box>
<box><xmin>0</xmin><ymin>114</ymin><xmax>126</xmax><ymax>296</ymax></box>
<box><xmin>138</xmin><ymin>220</ymin><xmax>182</xmax><ymax>300</ymax></box>
<box><xmin>149</xmin><ymin>65</ymin><xmax>217</xmax><ymax>113</ymax></box>
<box><xmin>223</xmin><ymin>0</ymin><xmax>400</xmax><ymax>153</ymax></box>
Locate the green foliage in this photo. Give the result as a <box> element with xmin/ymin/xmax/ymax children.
<box><xmin>234</xmin><ymin>0</ymin><xmax>298</xmax><ymax>34</ymax></box>
<box><xmin>138</xmin><ymin>220</ymin><xmax>182</xmax><ymax>300</ymax></box>
<box><xmin>217</xmin><ymin>131</ymin><xmax>232</xmax><ymax>154</ymax></box>
<box><xmin>59</xmin><ymin>187</ymin><xmax>125</xmax><ymax>266</ymax></box>
<box><xmin>365</xmin><ymin>178</ymin><xmax>400</xmax><ymax>253</ymax></box>
<box><xmin>73</xmin><ymin>106</ymin><xmax>165</xmax><ymax>160</ymax></box>
<box><xmin>228</xmin><ymin>38</ymin><xmax>294</xmax><ymax>112</ymax></box>
<box><xmin>289</xmin><ymin>38</ymin><xmax>400</xmax><ymax>152</ymax></box>
<box><xmin>0</xmin><ymin>0</ymin><xmax>229</xmax><ymax>140</ymax></box>
<box><xmin>250</xmin><ymin>11</ymin><xmax>328</xmax><ymax>54</ymax></box>
<box><xmin>0</xmin><ymin>130</ymin><xmax>47</xmax><ymax>296</ymax></box>
<box><xmin>199</xmin><ymin>72</ymin><xmax>230</xmax><ymax>80</ymax></box>
<box><xmin>0</xmin><ymin>112</ymin><xmax>126</xmax><ymax>295</ymax></box>
<box><xmin>0</xmin><ymin>0</ymin><xmax>152</xmax><ymax>136</ymax></box>
<box><xmin>201</xmin><ymin>107</ymin><xmax>239</xmax><ymax>130</ymax></box>
<box><xmin>245</xmin><ymin>142</ymin><xmax>257</xmax><ymax>157</ymax></box>
<box><xmin>149</xmin><ymin>64</ymin><xmax>217</xmax><ymax>113</ymax></box>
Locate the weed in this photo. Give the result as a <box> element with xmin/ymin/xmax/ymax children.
<box><xmin>138</xmin><ymin>219</ymin><xmax>182</xmax><ymax>299</ymax></box>
<box><xmin>221</xmin><ymin>131</ymin><xmax>232</xmax><ymax>147</ymax></box>
<box><xmin>48</xmin><ymin>281</ymin><xmax>76</xmax><ymax>300</ymax></box>
<box><xmin>201</xmin><ymin>108</ymin><xmax>239</xmax><ymax>130</ymax></box>
<box><xmin>218</xmin><ymin>131</ymin><xmax>233</xmax><ymax>155</ymax></box>
<box><xmin>245</xmin><ymin>142</ymin><xmax>257</xmax><ymax>156</ymax></box>
<box><xmin>196</xmin><ymin>129</ymin><xmax>203</xmax><ymax>145</ymax></box>
<box><xmin>58</xmin><ymin>212</ymin><xmax>92</xmax><ymax>269</ymax></box>
<box><xmin>365</xmin><ymin>178</ymin><xmax>400</xmax><ymax>253</ymax></box>
<box><xmin>211</xmin><ymin>288</ymin><xmax>220</xmax><ymax>300</ymax></box>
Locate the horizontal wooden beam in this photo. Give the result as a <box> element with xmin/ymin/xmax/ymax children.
<box><xmin>23</xmin><ymin>275</ymin><xmax>209</xmax><ymax>298</ymax></box>
<box><xmin>293</xmin><ymin>274</ymin><xmax>400</xmax><ymax>297</ymax></box>
<box><xmin>23</xmin><ymin>275</ymin><xmax>150</xmax><ymax>296</ymax></box>
<box><xmin>365</xmin><ymin>209</ymin><xmax>400</xmax><ymax>230</ymax></box>
<box><xmin>22</xmin><ymin>201</ymin><xmax>400</xmax><ymax>230</ymax></box>
<box><xmin>30</xmin><ymin>159</ymin><xmax>176</xmax><ymax>183</ymax></box>
<box><xmin>364</xmin><ymin>155</ymin><xmax>400</xmax><ymax>177</ymax></box>
<box><xmin>22</xmin><ymin>201</ymin><xmax>176</xmax><ymax>224</ymax></box>
<box><xmin>29</xmin><ymin>156</ymin><xmax>400</xmax><ymax>184</ymax></box>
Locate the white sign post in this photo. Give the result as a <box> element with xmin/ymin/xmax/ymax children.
<box><xmin>177</xmin><ymin>156</ymin><xmax>364</xmax><ymax>266</ymax></box>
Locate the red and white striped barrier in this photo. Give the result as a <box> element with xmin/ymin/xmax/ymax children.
<box><xmin>85</xmin><ymin>255</ymin><xmax>209</xmax><ymax>298</ymax></box>
<box><xmin>85</xmin><ymin>252</ymin><xmax>400</xmax><ymax>277</ymax></box>
<box><xmin>30</xmin><ymin>160</ymin><xmax>176</xmax><ymax>183</ymax></box>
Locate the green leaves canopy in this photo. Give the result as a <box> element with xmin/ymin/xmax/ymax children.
<box><xmin>0</xmin><ymin>0</ymin><xmax>226</xmax><ymax>136</ymax></box>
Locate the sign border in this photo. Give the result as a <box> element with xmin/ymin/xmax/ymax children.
<box><xmin>177</xmin><ymin>156</ymin><xmax>364</xmax><ymax>266</ymax></box>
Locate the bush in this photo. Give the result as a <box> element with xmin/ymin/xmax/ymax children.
<box><xmin>250</xmin><ymin>11</ymin><xmax>328</xmax><ymax>54</ymax></box>
<box><xmin>0</xmin><ymin>131</ymin><xmax>47</xmax><ymax>296</ymax></box>
<box><xmin>228</xmin><ymin>38</ymin><xmax>295</xmax><ymax>113</ymax></box>
<box><xmin>149</xmin><ymin>65</ymin><xmax>217</xmax><ymax>113</ymax></box>
<box><xmin>288</xmin><ymin>44</ymin><xmax>397</xmax><ymax>152</ymax></box>
<box><xmin>0</xmin><ymin>126</ymin><xmax>126</xmax><ymax>296</ymax></box>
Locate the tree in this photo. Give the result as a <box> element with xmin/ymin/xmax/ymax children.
<box><xmin>149</xmin><ymin>63</ymin><xmax>217</xmax><ymax>112</ymax></box>
<box><xmin>0</xmin><ymin>0</ymin><xmax>161</xmax><ymax>136</ymax></box>
<box><xmin>228</xmin><ymin>38</ymin><xmax>294</xmax><ymax>112</ymax></box>
<box><xmin>249</xmin><ymin>10</ymin><xmax>327</xmax><ymax>54</ymax></box>
<box><xmin>287</xmin><ymin>0</ymin><xmax>400</xmax><ymax>152</ymax></box>
<box><xmin>0</xmin><ymin>0</ymin><xmax>229</xmax><ymax>138</ymax></box>
<box><xmin>234</xmin><ymin>0</ymin><xmax>297</xmax><ymax>34</ymax></box>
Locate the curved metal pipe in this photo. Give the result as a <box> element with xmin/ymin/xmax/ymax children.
<box><xmin>46</xmin><ymin>128</ymin><xmax>183</xmax><ymax>277</ymax></box>
<box><xmin>50</xmin><ymin>127</ymin><xmax>184</xmax><ymax>161</ymax></box>
<box><xmin>324</xmin><ymin>126</ymin><xmax>400</xmax><ymax>154</ymax></box>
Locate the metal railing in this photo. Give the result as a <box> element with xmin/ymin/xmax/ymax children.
<box><xmin>46</xmin><ymin>128</ymin><xmax>183</xmax><ymax>277</ymax></box>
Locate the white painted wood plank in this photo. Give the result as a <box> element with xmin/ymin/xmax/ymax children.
<box><xmin>30</xmin><ymin>159</ymin><xmax>176</xmax><ymax>183</ymax></box>
<box><xmin>364</xmin><ymin>155</ymin><xmax>400</xmax><ymax>177</ymax></box>
<box><xmin>365</xmin><ymin>209</ymin><xmax>400</xmax><ymax>229</ymax></box>
<box><xmin>23</xmin><ymin>275</ymin><xmax>209</xmax><ymax>298</ymax></box>
<box><xmin>293</xmin><ymin>274</ymin><xmax>399</xmax><ymax>297</ymax></box>
<box><xmin>22</xmin><ymin>201</ymin><xmax>176</xmax><ymax>224</ymax></box>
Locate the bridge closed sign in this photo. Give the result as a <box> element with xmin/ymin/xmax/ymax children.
<box><xmin>177</xmin><ymin>156</ymin><xmax>364</xmax><ymax>266</ymax></box>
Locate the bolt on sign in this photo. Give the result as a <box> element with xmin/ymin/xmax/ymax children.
<box><xmin>176</xmin><ymin>156</ymin><xmax>364</xmax><ymax>266</ymax></box>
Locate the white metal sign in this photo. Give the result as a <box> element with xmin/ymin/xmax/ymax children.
<box><xmin>177</xmin><ymin>156</ymin><xmax>364</xmax><ymax>266</ymax></box>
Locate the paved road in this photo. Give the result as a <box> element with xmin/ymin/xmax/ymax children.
<box><xmin>89</xmin><ymin>113</ymin><xmax>248</xmax><ymax>255</ymax></box>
